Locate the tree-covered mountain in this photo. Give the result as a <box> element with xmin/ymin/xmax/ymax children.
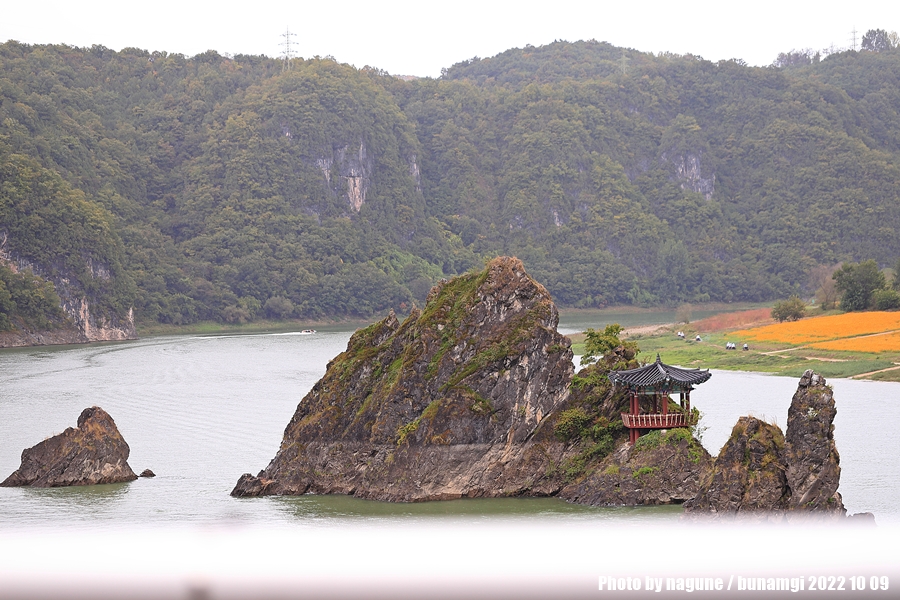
<box><xmin>2</xmin><ymin>39</ymin><xmax>900</xmax><ymax>333</ymax></box>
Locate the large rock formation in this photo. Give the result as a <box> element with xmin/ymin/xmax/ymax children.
<box><xmin>233</xmin><ymin>257</ymin><xmax>577</xmax><ymax>501</ymax></box>
<box><xmin>1</xmin><ymin>406</ymin><xmax>138</xmax><ymax>487</ymax></box>
<box><xmin>232</xmin><ymin>257</ymin><xmax>713</xmax><ymax>504</ymax></box>
<box><xmin>684</xmin><ymin>370</ymin><xmax>845</xmax><ymax>518</ymax></box>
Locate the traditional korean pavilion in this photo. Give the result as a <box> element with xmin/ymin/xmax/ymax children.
<box><xmin>608</xmin><ymin>355</ymin><xmax>712</xmax><ymax>444</ymax></box>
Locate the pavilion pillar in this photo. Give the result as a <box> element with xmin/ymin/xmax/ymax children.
<box><xmin>662</xmin><ymin>393</ymin><xmax>668</xmax><ymax>416</ymax></box>
<box><xmin>629</xmin><ymin>391</ymin><xmax>639</xmax><ymax>444</ymax></box>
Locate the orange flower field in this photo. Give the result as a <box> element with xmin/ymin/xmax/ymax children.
<box><xmin>809</xmin><ymin>331</ymin><xmax>900</xmax><ymax>353</ymax></box>
<box><xmin>733</xmin><ymin>312</ymin><xmax>900</xmax><ymax>347</ymax></box>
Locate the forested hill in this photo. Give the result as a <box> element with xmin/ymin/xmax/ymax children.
<box><xmin>2</xmin><ymin>39</ymin><xmax>900</xmax><ymax>332</ymax></box>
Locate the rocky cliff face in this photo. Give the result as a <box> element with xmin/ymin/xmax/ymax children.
<box><xmin>1</xmin><ymin>406</ymin><xmax>138</xmax><ymax>487</ymax></box>
<box><xmin>684</xmin><ymin>370</ymin><xmax>844</xmax><ymax>519</ymax></box>
<box><xmin>0</xmin><ymin>327</ymin><xmax>94</xmax><ymax>348</ymax></box>
<box><xmin>314</xmin><ymin>141</ymin><xmax>374</xmax><ymax>213</ymax></box>
<box><xmin>66</xmin><ymin>295</ymin><xmax>135</xmax><ymax>343</ymax></box>
<box><xmin>667</xmin><ymin>152</ymin><xmax>715</xmax><ymax>200</ymax></box>
<box><xmin>0</xmin><ymin>248</ymin><xmax>136</xmax><ymax>348</ymax></box>
<box><xmin>0</xmin><ymin>304</ymin><xmax>135</xmax><ymax>348</ymax></box>
<box><xmin>233</xmin><ymin>257</ymin><xmax>577</xmax><ymax>501</ymax></box>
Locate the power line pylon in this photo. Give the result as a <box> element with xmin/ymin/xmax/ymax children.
<box><xmin>280</xmin><ymin>27</ymin><xmax>297</xmax><ymax>71</ymax></box>
<box><xmin>851</xmin><ymin>26</ymin><xmax>858</xmax><ymax>51</ymax></box>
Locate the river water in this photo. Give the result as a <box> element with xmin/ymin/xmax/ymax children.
<box><xmin>1</xmin><ymin>322</ymin><xmax>898</xmax><ymax>598</ymax></box>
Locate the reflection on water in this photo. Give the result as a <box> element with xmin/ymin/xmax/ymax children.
<box><xmin>5</xmin><ymin>482</ymin><xmax>131</xmax><ymax>527</ymax></box>
<box><xmin>269</xmin><ymin>494</ymin><xmax>683</xmax><ymax>523</ymax></box>
<box><xmin>20</xmin><ymin>481</ymin><xmax>131</xmax><ymax>504</ymax></box>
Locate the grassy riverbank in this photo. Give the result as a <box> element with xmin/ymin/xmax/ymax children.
<box><xmin>571</xmin><ymin>309</ymin><xmax>900</xmax><ymax>382</ymax></box>
<box><xmin>635</xmin><ymin>332</ymin><xmax>900</xmax><ymax>381</ymax></box>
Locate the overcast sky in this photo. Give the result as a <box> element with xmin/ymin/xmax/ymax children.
<box><xmin>2</xmin><ymin>1</ymin><xmax>898</xmax><ymax>77</ymax></box>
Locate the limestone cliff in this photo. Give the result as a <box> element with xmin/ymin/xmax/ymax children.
<box><xmin>314</xmin><ymin>141</ymin><xmax>373</xmax><ymax>213</ymax></box>
<box><xmin>1</xmin><ymin>406</ymin><xmax>138</xmax><ymax>487</ymax></box>
<box><xmin>684</xmin><ymin>370</ymin><xmax>845</xmax><ymax>519</ymax></box>
<box><xmin>0</xmin><ymin>247</ymin><xmax>136</xmax><ymax>348</ymax></box>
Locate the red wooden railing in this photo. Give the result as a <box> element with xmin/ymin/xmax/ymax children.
<box><xmin>621</xmin><ymin>413</ymin><xmax>696</xmax><ymax>429</ymax></box>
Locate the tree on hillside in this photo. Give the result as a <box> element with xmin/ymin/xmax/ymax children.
<box><xmin>833</xmin><ymin>260</ymin><xmax>886</xmax><ymax>311</ymax></box>
<box><xmin>861</xmin><ymin>29</ymin><xmax>896</xmax><ymax>52</ymax></box>
<box><xmin>0</xmin><ymin>277</ymin><xmax>12</xmax><ymax>330</ymax></box>
<box><xmin>773</xmin><ymin>49</ymin><xmax>819</xmax><ymax>68</ymax></box>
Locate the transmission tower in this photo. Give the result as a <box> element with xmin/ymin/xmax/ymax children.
<box><xmin>280</xmin><ymin>27</ymin><xmax>297</xmax><ymax>71</ymax></box>
<box><xmin>851</xmin><ymin>26</ymin><xmax>858</xmax><ymax>51</ymax></box>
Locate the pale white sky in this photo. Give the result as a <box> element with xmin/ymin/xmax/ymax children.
<box><xmin>2</xmin><ymin>1</ymin><xmax>898</xmax><ymax>77</ymax></box>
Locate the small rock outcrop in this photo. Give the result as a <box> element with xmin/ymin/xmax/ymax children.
<box><xmin>683</xmin><ymin>416</ymin><xmax>789</xmax><ymax>515</ymax></box>
<box><xmin>563</xmin><ymin>428</ymin><xmax>713</xmax><ymax>506</ymax></box>
<box><xmin>139</xmin><ymin>469</ymin><xmax>156</xmax><ymax>478</ymax></box>
<box><xmin>684</xmin><ymin>370</ymin><xmax>845</xmax><ymax>518</ymax></box>
<box><xmin>784</xmin><ymin>370</ymin><xmax>842</xmax><ymax>511</ymax></box>
<box><xmin>1</xmin><ymin>407</ymin><xmax>138</xmax><ymax>487</ymax></box>
<box><xmin>233</xmin><ymin>257</ymin><xmax>577</xmax><ymax>501</ymax></box>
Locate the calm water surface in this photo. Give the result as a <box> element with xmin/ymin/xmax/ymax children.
<box><xmin>1</xmin><ymin>319</ymin><xmax>898</xmax><ymax>530</ymax></box>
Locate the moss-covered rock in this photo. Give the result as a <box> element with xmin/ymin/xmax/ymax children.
<box><xmin>684</xmin><ymin>370</ymin><xmax>846</xmax><ymax>519</ymax></box>
<box><xmin>232</xmin><ymin>257</ymin><xmax>716</xmax><ymax>504</ymax></box>
<box><xmin>232</xmin><ymin>257</ymin><xmax>577</xmax><ymax>501</ymax></box>
<box><xmin>684</xmin><ymin>416</ymin><xmax>789</xmax><ymax>516</ymax></box>
<box><xmin>561</xmin><ymin>428</ymin><xmax>713</xmax><ymax>506</ymax></box>
<box><xmin>784</xmin><ymin>371</ymin><xmax>843</xmax><ymax>514</ymax></box>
